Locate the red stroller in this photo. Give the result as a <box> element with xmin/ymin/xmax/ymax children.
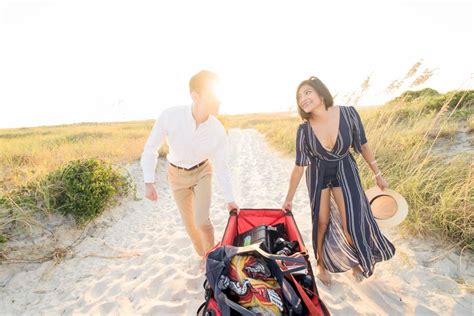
<box><xmin>197</xmin><ymin>209</ymin><xmax>330</xmax><ymax>315</ymax></box>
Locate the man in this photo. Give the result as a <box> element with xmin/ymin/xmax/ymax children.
<box><xmin>140</xmin><ymin>70</ymin><xmax>239</xmax><ymax>257</ymax></box>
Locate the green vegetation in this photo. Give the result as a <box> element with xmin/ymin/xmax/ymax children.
<box><xmin>0</xmin><ymin>121</ymin><xmax>155</xmax><ymax>192</ymax></box>
<box><xmin>0</xmin><ymin>159</ymin><xmax>131</xmax><ymax>247</ymax></box>
<box><xmin>42</xmin><ymin>159</ymin><xmax>131</xmax><ymax>223</ymax></box>
<box><xmin>0</xmin><ymin>88</ymin><xmax>472</xmax><ymax>254</ymax></box>
<box><xmin>224</xmin><ymin>89</ymin><xmax>474</xmax><ymax>249</ymax></box>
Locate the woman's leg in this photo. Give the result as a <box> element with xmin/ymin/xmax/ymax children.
<box><xmin>332</xmin><ymin>186</ymin><xmax>364</xmax><ymax>281</ymax></box>
<box><xmin>331</xmin><ymin>187</ymin><xmax>354</xmax><ymax>246</ymax></box>
<box><xmin>317</xmin><ymin>187</ymin><xmax>332</xmax><ymax>286</ymax></box>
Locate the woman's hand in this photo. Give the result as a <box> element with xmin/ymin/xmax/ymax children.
<box><xmin>375</xmin><ymin>175</ymin><xmax>389</xmax><ymax>190</ymax></box>
<box><xmin>282</xmin><ymin>200</ymin><xmax>293</xmax><ymax>212</ymax></box>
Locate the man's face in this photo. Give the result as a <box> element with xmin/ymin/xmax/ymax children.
<box><xmin>199</xmin><ymin>83</ymin><xmax>221</xmax><ymax>116</ymax></box>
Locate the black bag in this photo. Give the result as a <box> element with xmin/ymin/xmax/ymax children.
<box><xmin>233</xmin><ymin>224</ymin><xmax>286</xmax><ymax>253</ymax></box>
<box><xmin>205</xmin><ymin>243</ymin><xmax>307</xmax><ymax>316</ymax></box>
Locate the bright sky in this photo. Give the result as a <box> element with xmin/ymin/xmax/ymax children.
<box><xmin>1</xmin><ymin>0</ymin><xmax>473</xmax><ymax>128</ymax></box>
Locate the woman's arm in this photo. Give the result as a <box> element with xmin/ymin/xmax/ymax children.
<box><xmin>360</xmin><ymin>143</ymin><xmax>379</xmax><ymax>175</ymax></box>
<box><xmin>283</xmin><ymin>165</ymin><xmax>305</xmax><ymax>211</ymax></box>
<box><xmin>360</xmin><ymin>143</ymin><xmax>389</xmax><ymax>189</ymax></box>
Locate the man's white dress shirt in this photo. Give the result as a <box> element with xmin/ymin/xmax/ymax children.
<box><xmin>140</xmin><ymin>105</ymin><xmax>234</xmax><ymax>203</ymax></box>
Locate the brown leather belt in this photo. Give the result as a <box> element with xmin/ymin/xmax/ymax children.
<box><xmin>169</xmin><ymin>160</ymin><xmax>208</xmax><ymax>171</ymax></box>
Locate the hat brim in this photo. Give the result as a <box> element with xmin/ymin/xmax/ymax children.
<box><xmin>365</xmin><ymin>186</ymin><xmax>408</xmax><ymax>228</ymax></box>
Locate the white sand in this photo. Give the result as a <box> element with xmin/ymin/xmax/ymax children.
<box><xmin>0</xmin><ymin>128</ymin><xmax>472</xmax><ymax>315</ymax></box>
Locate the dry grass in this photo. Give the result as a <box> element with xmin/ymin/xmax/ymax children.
<box><xmin>0</xmin><ymin>121</ymin><xmax>160</xmax><ymax>191</ymax></box>
<box><xmin>222</xmin><ymin>91</ymin><xmax>473</xmax><ymax>249</ymax></box>
<box><xmin>0</xmin><ymin>85</ymin><xmax>472</xmax><ymax>252</ymax></box>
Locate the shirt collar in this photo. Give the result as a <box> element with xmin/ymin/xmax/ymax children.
<box><xmin>188</xmin><ymin>103</ymin><xmax>211</xmax><ymax>127</ymax></box>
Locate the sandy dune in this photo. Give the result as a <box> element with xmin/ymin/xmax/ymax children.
<box><xmin>1</xmin><ymin>128</ymin><xmax>472</xmax><ymax>315</ymax></box>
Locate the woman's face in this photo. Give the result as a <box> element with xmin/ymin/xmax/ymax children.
<box><xmin>297</xmin><ymin>84</ymin><xmax>323</xmax><ymax>113</ymax></box>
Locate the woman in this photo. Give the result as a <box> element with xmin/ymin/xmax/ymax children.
<box><xmin>282</xmin><ymin>76</ymin><xmax>395</xmax><ymax>287</ymax></box>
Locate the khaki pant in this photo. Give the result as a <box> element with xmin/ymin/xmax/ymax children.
<box><xmin>167</xmin><ymin>161</ymin><xmax>214</xmax><ymax>256</ymax></box>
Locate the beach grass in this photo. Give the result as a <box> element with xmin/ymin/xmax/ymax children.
<box><xmin>0</xmin><ymin>121</ymin><xmax>156</xmax><ymax>192</ymax></box>
<box><xmin>0</xmin><ymin>121</ymin><xmax>154</xmax><ymax>253</ymax></box>
<box><xmin>0</xmin><ymin>89</ymin><xmax>472</xmax><ymax>252</ymax></box>
<box><xmin>224</xmin><ymin>89</ymin><xmax>473</xmax><ymax>249</ymax></box>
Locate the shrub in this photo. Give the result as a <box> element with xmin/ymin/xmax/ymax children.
<box><xmin>424</xmin><ymin>90</ymin><xmax>474</xmax><ymax>112</ymax></box>
<box><xmin>45</xmin><ymin>159</ymin><xmax>131</xmax><ymax>224</ymax></box>
<box><xmin>397</xmin><ymin>88</ymin><xmax>440</xmax><ymax>102</ymax></box>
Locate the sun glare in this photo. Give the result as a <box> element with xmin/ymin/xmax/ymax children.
<box><xmin>212</xmin><ymin>81</ymin><xmax>226</xmax><ymax>105</ymax></box>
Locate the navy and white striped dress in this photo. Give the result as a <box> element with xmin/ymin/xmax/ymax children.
<box><xmin>295</xmin><ymin>105</ymin><xmax>395</xmax><ymax>278</ymax></box>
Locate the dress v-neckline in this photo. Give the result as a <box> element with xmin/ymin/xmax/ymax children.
<box><xmin>309</xmin><ymin>106</ymin><xmax>342</xmax><ymax>153</ymax></box>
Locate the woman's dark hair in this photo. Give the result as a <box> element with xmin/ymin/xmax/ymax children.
<box><xmin>296</xmin><ymin>76</ymin><xmax>334</xmax><ymax>120</ymax></box>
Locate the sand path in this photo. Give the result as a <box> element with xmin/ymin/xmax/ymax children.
<box><xmin>1</xmin><ymin>129</ymin><xmax>472</xmax><ymax>315</ymax></box>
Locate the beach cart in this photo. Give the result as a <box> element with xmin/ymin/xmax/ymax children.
<box><xmin>197</xmin><ymin>208</ymin><xmax>330</xmax><ymax>316</ymax></box>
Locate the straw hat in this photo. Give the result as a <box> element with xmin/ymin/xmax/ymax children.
<box><xmin>365</xmin><ymin>187</ymin><xmax>408</xmax><ymax>228</ymax></box>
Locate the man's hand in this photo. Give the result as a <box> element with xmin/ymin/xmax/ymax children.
<box><xmin>145</xmin><ymin>183</ymin><xmax>158</xmax><ymax>201</ymax></box>
<box><xmin>227</xmin><ymin>201</ymin><xmax>239</xmax><ymax>213</ymax></box>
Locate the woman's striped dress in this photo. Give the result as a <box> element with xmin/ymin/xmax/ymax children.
<box><xmin>295</xmin><ymin>105</ymin><xmax>395</xmax><ymax>278</ymax></box>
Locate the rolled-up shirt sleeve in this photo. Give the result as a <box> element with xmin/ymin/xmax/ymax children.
<box><xmin>140</xmin><ymin>111</ymin><xmax>167</xmax><ymax>183</ymax></box>
<box><xmin>210</xmin><ymin>129</ymin><xmax>235</xmax><ymax>203</ymax></box>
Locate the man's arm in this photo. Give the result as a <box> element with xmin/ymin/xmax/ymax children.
<box><xmin>211</xmin><ymin>130</ymin><xmax>238</xmax><ymax>211</ymax></box>
<box><xmin>140</xmin><ymin>112</ymin><xmax>167</xmax><ymax>200</ymax></box>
